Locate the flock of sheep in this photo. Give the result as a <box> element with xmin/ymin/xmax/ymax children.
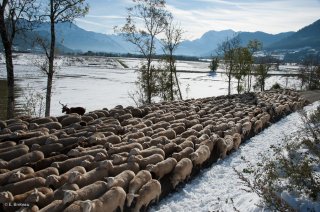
<box><xmin>0</xmin><ymin>89</ymin><xmax>308</xmax><ymax>212</ymax></box>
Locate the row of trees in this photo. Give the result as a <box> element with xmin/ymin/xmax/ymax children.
<box><xmin>117</xmin><ymin>0</ymin><xmax>183</xmax><ymax>106</ymax></box>
<box><xmin>216</xmin><ymin>36</ymin><xmax>276</xmax><ymax>95</ymax></box>
<box><xmin>0</xmin><ymin>0</ymin><xmax>89</xmax><ymax>119</ymax></box>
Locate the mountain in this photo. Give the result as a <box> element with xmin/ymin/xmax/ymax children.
<box><xmin>176</xmin><ymin>30</ymin><xmax>235</xmax><ymax>56</ymax></box>
<box><xmin>267</xmin><ymin>19</ymin><xmax>320</xmax><ymax>50</ymax></box>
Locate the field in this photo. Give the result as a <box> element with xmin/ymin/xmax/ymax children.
<box><xmin>0</xmin><ymin>53</ymin><xmax>301</xmax><ymax>118</ymax></box>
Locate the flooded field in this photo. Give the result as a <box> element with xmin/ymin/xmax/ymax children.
<box><xmin>0</xmin><ymin>53</ymin><xmax>301</xmax><ymax>118</ymax></box>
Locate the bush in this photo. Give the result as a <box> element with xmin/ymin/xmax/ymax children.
<box><xmin>270</xmin><ymin>82</ymin><xmax>282</xmax><ymax>90</ymax></box>
<box><xmin>234</xmin><ymin>106</ymin><xmax>320</xmax><ymax>211</ymax></box>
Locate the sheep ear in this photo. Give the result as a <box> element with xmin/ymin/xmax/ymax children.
<box><xmin>134</xmin><ymin>194</ymin><xmax>139</xmax><ymax>198</ymax></box>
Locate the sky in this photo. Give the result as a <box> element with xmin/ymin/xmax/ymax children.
<box><xmin>75</xmin><ymin>0</ymin><xmax>320</xmax><ymax>40</ymax></box>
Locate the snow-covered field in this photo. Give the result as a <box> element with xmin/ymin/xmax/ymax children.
<box><xmin>150</xmin><ymin>101</ymin><xmax>320</xmax><ymax>212</ymax></box>
<box><xmin>0</xmin><ymin>53</ymin><xmax>301</xmax><ymax>116</ymax></box>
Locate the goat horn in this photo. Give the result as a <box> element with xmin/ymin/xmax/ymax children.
<box><xmin>59</xmin><ymin>101</ymin><xmax>64</xmax><ymax>106</ymax></box>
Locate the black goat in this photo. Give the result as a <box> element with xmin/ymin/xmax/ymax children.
<box><xmin>59</xmin><ymin>101</ymin><xmax>86</xmax><ymax>115</ymax></box>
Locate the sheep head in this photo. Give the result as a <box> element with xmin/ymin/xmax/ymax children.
<box><xmin>0</xmin><ymin>191</ymin><xmax>14</xmax><ymax>203</ymax></box>
<box><xmin>68</xmin><ymin>171</ymin><xmax>82</xmax><ymax>184</ymax></box>
<box><xmin>79</xmin><ymin>200</ymin><xmax>93</xmax><ymax>212</ymax></box>
<box><xmin>126</xmin><ymin>193</ymin><xmax>135</xmax><ymax>207</ymax></box>
<box><xmin>67</xmin><ymin>149</ymin><xmax>80</xmax><ymax>157</ymax></box>
<box><xmin>94</xmin><ymin>152</ymin><xmax>107</xmax><ymax>161</ymax></box>
<box><xmin>63</xmin><ymin>190</ymin><xmax>77</xmax><ymax>204</ymax></box>
<box><xmin>46</xmin><ymin>175</ymin><xmax>60</xmax><ymax>186</ymax></box>
<box><xmin>25</xmin><ymin>188</ymin><xmax>40</xmax><ymax>203</ymax></box>
<box><xmin>8</xmin><ymin>170</ymin><xmax>23</xmax><ymax>183</ymax></box>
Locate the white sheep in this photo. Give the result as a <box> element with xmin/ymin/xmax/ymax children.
<box><xmin>79</xmin><ymin>186</ymin><xmax>126</xmax><ymax>212</ymax></box>
<box><xmin>107</xmin><ymin>142</ymin><xmax>143</xmax><ymax>155</ymax></box>
<box><xmin>146</xmin><ymin>157</ymin><xmax>177</xmax><ymax>180</ymax></box>
<box><xmin>132</xmin><ymin>179</ymin><xmax>161</xmax><ymax>212</ymax></box>
<box><xmin>63</xmin><ymin>180</ymin><xmax>108</xmax><ymax>204</ymax></box>
<box><xmin>170</xmin><ymin>158</ymin><xmax>193</xmax><ymax>189</ymax></box>
<box><xmin>24</xmin><ymin>187</ymin><xmax>54</xmax><ymax>209</ymax></box>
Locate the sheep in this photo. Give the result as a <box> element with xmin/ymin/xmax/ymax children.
<box><xmin>0</xmin><ymin>145</ymin><xmax>29</xmax><ymax>161</ymax></box>
<box><xmin>107</xmin><ymin>142</ymin><xmax>143</xmax><ymax>155</ymax></box>
<box><xmin>63</xmin><ymin>181</ymin><xmax>108</xmax><ymax>204</ymax></box>
<box><xmin>38</xmin><ymin>200</ymin><xmax>66</xmax><ymax>212</ymax></box>
<box><xmin>158</xmin><ymin>142</ymin><xmax>182</xmax><ymax>157</ymax></box>
<box><xmin>128</xmin><ymin>154</ymin><xmax>164</xmax><ymax>169</ymax></box>
<box><xmin>0</xmin><ymin>187</ymin><xmax>52</xmax><ymax>204</ymax></box>
<box><xmin>253</xmin><ymin>119</ymin><xmax>263</xmax><ymax>134</ymax></box>
<box><xmin>242</xmin><ymin>121</ymin><xmax>252</xmax><ymax>137</ymax></box>
<box><xmin>132</xmin><ymin>179</ymin><xmax>161</xmax><ymax>212</ymax></box>
<box><xmin>129</xmin><ymin>147</ymin><xmax>165</xmax><ymax>158</ymax></box>
<box><xmin>8</xmin><ymin>167</ymin><xmax>59</xmax><ymax>184</ymax></box>
<box><xmin>144</xmin><ymin>136</ymin><xmax>171</xmax><ymax>148</ymax></box>
<box><xmin>190</xmin><ymin>145</ymin><xmax>210</xmax><ymax>167</ymax></box>
<box><xmin>46</xmin><ymin>166</ymin><xmax>86</xmax><ymax>189</ymax></box>
<box><xmin>68</xmin><ymin>160</ymin><xmax>113</xmax><ymax>188</ymax></box>
<box><xmin>39</xmin><ymin>122</ymin><xmax>62</xmax><ymax>130</ymax></box>
<box><xmin>216</xmin><ymin>137</ymin><xmax>233</xmax><ymax>159</ymax></box>
<box><xmin>195</xmin><ymin>139</ymin><xmax>215</xmax><ymax>153</ymax></box>
<box><xmin>233</xmin><ymin>133</ymin><xmax>242</xmax><ymax>149</ymax></box>
<box><xmin>151</xmin><ymin>128</ymin><xmax>176</xmax><ymax>140</ymax></box>
<box><xmin>172</xmin><ymin>147</ymin><xmax>194</xmax><ymax>162</ymax></box>
<box><xmin>178</xmin><ymin>139</ymin><xmax>194</xmax><ymax>149</ymax></box>
<box><xmin>100</xmin><ymin>134</ymin><xmax>121</xmax><ymax>145</ymax></box>
<box><xmin>105</xmin><ymin>170</ymin><xmax>135</xmax><ymax>191</ymax></box>
<box><xmin>24</xmin><ymin>187</ymin><xmax>54</xmax><ymax>209</ymax></box>
<box><xmin>1</xmin><ymin>151</ymin><xmax>44</xmax><ymax>170</ymax></box>
<box><xmin>111</xmin><ymin>154</ymin><xmax>128</xmax><ymax>165</ymax></box>
<box><xmin>0</xmin><ymin>141</ymin><xmax>15</xmax><ymax>149</ymax></box>
<box><xmin>126</xmin><ymin>170</ymin><xmax>152</xmax><ymax>207</ymax></box>
<box><xmin>67</xmin><ymin>148</ymin><xmax>108</xmax><ymax>158</ymax></box>
<box><xmin>27</xmin><ymin>154</ymin><xmax>68</xmax><ymax>172</ymax></box>
<box><xmin>31</xmin><ymin>143</ymin><xmax>64</xmax><ymax>157</ymax></box>
<box><xmin>0</xmin><ymin>177</ymin><xmax>46</xmax><ymax>196</ymax></box>
<box><xmin>0</xmin><ymin>166</ymin><xmax>34</xmax><ymax>186</ymax></box>
<box><xmin>170</xmin><ymin>158</ymin><xmax>193</xmax><ymax>189</ymax></box>
<box><xmin>51</xmin><ymin>155</ymin><xmax>94</xmax><ymax>174</ymax></box>
<box><xmin>60</xmin><ymin>115</ymin><xmax>82</xmax><ymax>127</ymax></box>
<box><xmin>123</xmin><ymin>131</ymin><xmax>145</xmax><ymax>142</ymax></box>
<box><xmin>109</xmin><ymin>161</ymin><xmax>140</xmax><ymax>176</ymax></box>
<box><xmin>172</xmin><ymin>125</ymin><xmax>186</xmax><ymax>135</ymax></box>
<box><xmin>146</xmin><ymin>157</ymin><xmax>177</xmax><ymax>180</ymax></box>
<box><xmin>78</xmin><ymin>186</ymin><xmax>126</xmax><ymax>212</ymax></box>
<box><xmin>52</xmin><ymin>183</ymin><xmax>79</xmax><ymax>201</ymax></box>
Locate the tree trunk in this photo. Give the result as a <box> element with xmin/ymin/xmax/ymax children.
<box><xmin>45</xmin><ymin>0</ymin><xmax>56</xmax><ymax>117</ymax></box>
<box><xmin>170</xmin><ymin>53</ymin><xmax>174</xmax><ymax>101</ymax></box>
<box><xmin>237</xmin><ymin>78</ymin><xmax>240</xmax><ymax>94</ymax></box>
<box><xmin>0</xmin><ymin>7</ymin><xmax>15</xmax><ymax>119</ymax></box>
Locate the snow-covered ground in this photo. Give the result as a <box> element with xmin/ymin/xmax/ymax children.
<box><xmin>0</xmin><ymin>53</ymin><xmax>301</xmax><ymax>116</ymax></box>
<box><xmin>150</xmin><ymin>101</ymin><xmax>320</xmax><ymax>212</ymax></box>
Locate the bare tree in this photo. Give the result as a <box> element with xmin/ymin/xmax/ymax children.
<box><xmin>0</xmin><ymin>0</ymin><xmax>39</xmax><ymax>118</ymax></box>
<box><xmin>38</xmin><ymin>0</ymin><xmax>89</xmax><ymax>116</ymax></box>
<box><xmin>233</xmin><ymin>46</ymin><xmax>252</xmax><ymax>94</ymax></box>
<box><xmin>161</xmin><ymin>18</ymin><xmax>183</xmax><ymax>100</ymax></box>
<box><xmin>117</xmin><ymin>0</ymin><xmax>171</xmax><ymax>104</ymax></box>
<box><xmin>217</xmin><ymin>36</ymin><xmax>240</xmax><ymax>95</ymax></box>
<box><xmin>247</xmin><ymin>39</ymin><xmax>262</xmax><ymax>92</ymax></box>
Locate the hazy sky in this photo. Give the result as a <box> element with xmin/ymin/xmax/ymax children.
<box><xmin>75</xmin><ymin>0</ymin><xmax>320</xmax><ymax>40</ymax></box>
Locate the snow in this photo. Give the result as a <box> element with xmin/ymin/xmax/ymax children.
<box><xmin>150</xmin><ymin>101</ymin><xmax>320</xmax><ymax>212</ymax></box>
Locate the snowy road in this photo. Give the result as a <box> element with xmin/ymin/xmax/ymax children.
<box><xmin>150</xmin><ymin>101</ymin><xmax>320</xmax><ymax>212</ymax></box>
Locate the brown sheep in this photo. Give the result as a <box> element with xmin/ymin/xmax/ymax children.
<box><xmin>63</xmin><ymin>181</ymin><xmax>109</xmax><ymax>204</ymax></box>
<box><xmin>51</xmin><ymin>155</ymin><xmax>94</xmax><ymax>174</ymax></box>
<box><xmin>146</xmin><ymin>157</ymin><xmax>177</xmax><ymax>180</ymax></box>
<box><xmin>0</xmin><ymin>177</ymin><xmax>46</xmax><ymax>196</ymax></box>
<box><xmin>8</xmin><ymin>167</ymin><xmax>59</xmax><ymax>184</ymax></box>
<box><xmin>107</xmin><ymin>142</ymin><xmax>143</xmax><ymax>155</ymax></box>
<box><xmin>78</xmin><ymin>186</ymin><xmax>126</xmax><ymax>212</ymax></box>
<box><xmin>132</xmin><ymin>179</ymin><xmax>161</xmax><ymax>212</ymax></box>
<box><xmin>253</xmin><ymin>119</ymin><xmax>263</xmax><ymax>134</ymax></box>
<box><xmin>170</xmin><ymin>158</ymin><xmax>193</xmax><ymax>189</ymax></box>
<box><xmin>105</xmin><ymin>170</ymin><xmax>135</xmax><ymax>191</ymax></box>
<box><xmin>68</xmin><ymin>160</ymin><xmax>113</xmax><ymax>188</ymax></box>
<box><xmin>126</xmin><ymin>170</ymin><xmax>152</xmax><ymax>207</ymax></box>
<box><xmin>1</xmin><ymin>151</ymin><xmax>44</xmax><ymax>170</ymax></box>
<box><xmin>128</xmin><ymin>154</ymin><xmax>164</xmax><ymax>169</ymax></box>
<box><xmin>46</xmin><ymin>166</ymin><xmax>86</xmax><ymax>189</ymax></box>
<box><xmin>190</xmin><ymin>145</ymin><xmax>211</xmax><ymax>167</ymax></box>
<box><xmin>172</xmin><ymin>147</ymin><xmax>194</xmax><ymax>162</ymax></box>
<box><xmin>129</xmin><ymin>147</ymin><xmax>165</xmax><ymax>158</ymax></box>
